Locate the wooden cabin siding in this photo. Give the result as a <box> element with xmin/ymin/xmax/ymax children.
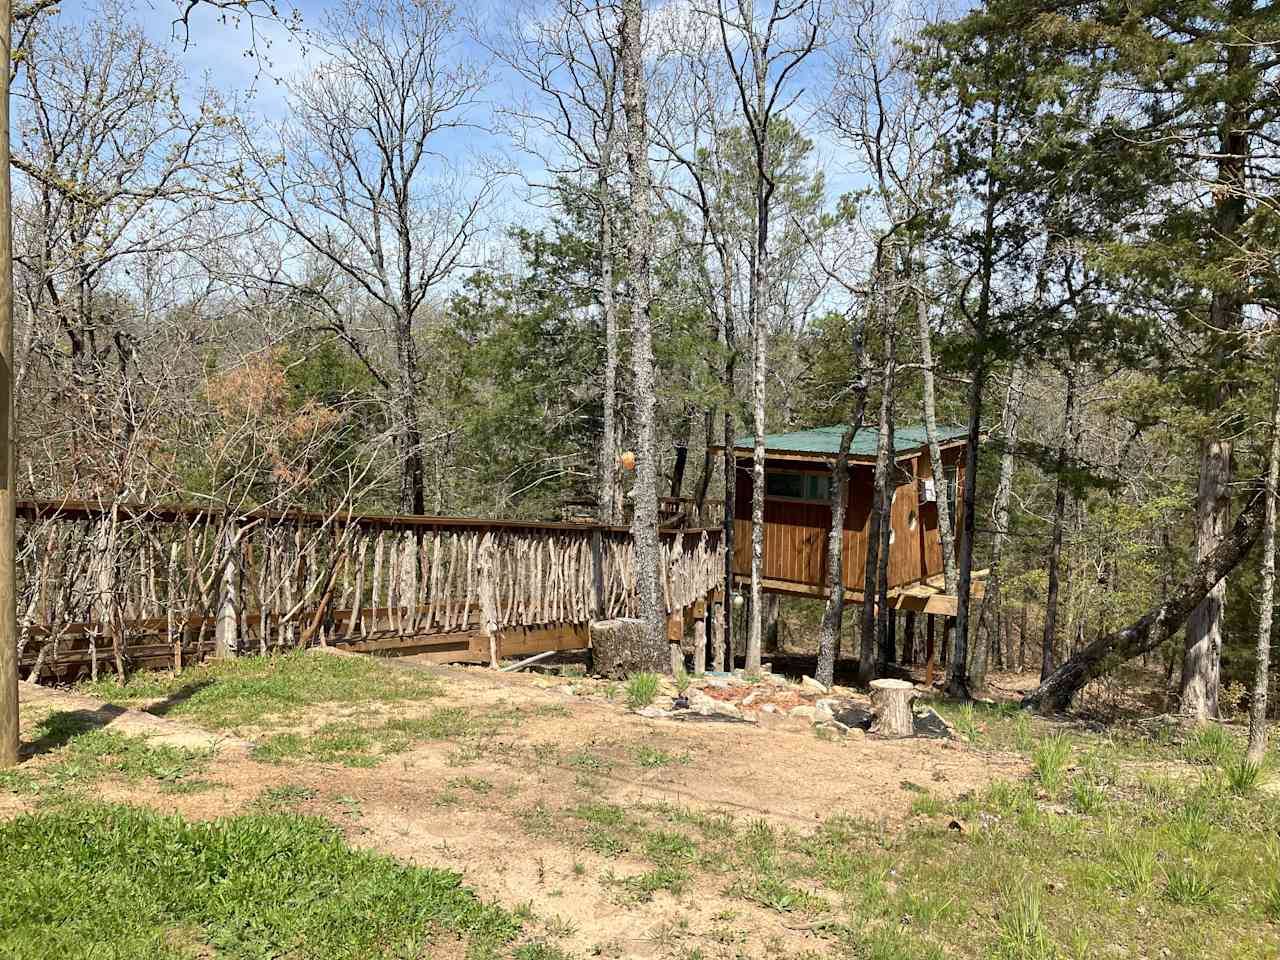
<box><xmin>731</xmin><ymin>444</ymin><xmax>963</xmax><ymax>595</ymax></box>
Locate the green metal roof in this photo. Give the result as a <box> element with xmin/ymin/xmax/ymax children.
<box><xmin>732</xmin><ymin>424</ymin><xmax>968</xmax><ymax>458</ymax></box>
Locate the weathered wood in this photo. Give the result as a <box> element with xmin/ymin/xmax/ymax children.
<box><xmin>215</xmin><ymin>523</ymin><xmax>240</xmax><ymax>658</ymax></box>
<box><xmin>590</xmin><ymin>617</ymin><xmax>670</xmax><ymax>679</ymax></box>
<box><xmin>869</xmin><ymin>678</ymin><xmax>916</xmax><ymax>738</ymax></box>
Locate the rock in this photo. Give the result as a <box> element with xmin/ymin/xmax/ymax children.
<box><xmin>801</xmin><ymin>675</ymin><xmax>829</xmax><ymax>694</ymax></box>
<box><xmin>703</xmin><ymin>678</ymin><xmax>731</xmax><ymax>689</ymax></box>
<box><xmin>742</xmin><ymin>691</ymin><xmax>760</xmax><ymax>706</ymax></box>
<box><xmin>814</xmin><ymin>704</ymin><xmax>835</xmax><ymax>723</ymax></box>
<box><xmin>815</xmin><ymin>697</ymin><xmax>840</xmax><ymax>712</ymax></box>
<box><xmin>763</xmin><ymin>673</ymin><xmax>791</xmax><ymax>687</ymax></box>
<box><xmin>816</xmin><ymin>721</ymin><xmax>848</xmax><ymax>737</ymax></box>
<box><xmin>846</xmin><ymin>727</ymin><xmax>866</xmax><ymax>741</ymax></box>
<box><xmin>634</xmin><ymin>706</ymin><xmax>668</xmax><ymax>719</ymax></box>
<box><xmin>789</xmin><ymin>705</ymin><xmax>817</xmax><ymax>721</ymax></box>
<box><xmin>711</xmin><ymin>700</ymin><xmax>741</xmax><ymax>718</ymax></box>
<box><xmin>761</xmin><ymin>703</ymin><xmax>779</xmax><ymax>714</ymax></box>
<box><xmin>830</xmin><ymin>684</ymin><xmax>856</xmax><ymax>697</ymax></box>
<box><xmin>558</xmin><ymin>684</ymin><xmax>576</xmax><ymax>697</ymax></box>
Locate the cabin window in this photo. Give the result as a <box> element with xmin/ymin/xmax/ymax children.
<box><xmin>764</xmin><ymin>470</ymin><xmax>831</xmax><ymax>502</ymax></box>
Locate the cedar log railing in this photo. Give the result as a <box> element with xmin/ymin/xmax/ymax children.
<box><xmin>14</xmin><ymin>498</ymin><xmax>724</xmax><ymax>682</ymax></box>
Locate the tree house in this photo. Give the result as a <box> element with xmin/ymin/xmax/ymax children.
<box><xmin>723</xmin><ymin>424</ymin><xmax>975</xmax><ymax>616</ymax></box>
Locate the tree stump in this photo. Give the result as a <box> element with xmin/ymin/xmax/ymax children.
<box><xmin>869</xmin><ymin>678</ymin><xmax>916</xmax><ymax>738</ymax></box>
<box><xmin>590</xmin><ymin>618</ymin><xmax>671</xmax><ymax>679</ymax></box>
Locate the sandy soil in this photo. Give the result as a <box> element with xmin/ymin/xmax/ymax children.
<box><xmin>8</xmin><ymin>655</ymin><xmax>1032</xmax><ymax>958</ymax></box>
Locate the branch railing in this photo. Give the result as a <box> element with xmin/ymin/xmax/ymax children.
<box><xmin>14</xmin><ymin>498</ymin><xmax>724</xmax><ymax>681</ymax></box>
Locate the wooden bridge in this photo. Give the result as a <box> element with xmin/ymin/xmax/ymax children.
<box><xmin>14</xmin><ymin>498</ymin><xmax>725</xmax><ymax>683</ymax></box>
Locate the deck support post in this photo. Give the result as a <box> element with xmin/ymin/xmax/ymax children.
<box><xmin>925</xmin><ymin>614</ymin><xmax>936</xmax><ymax>686</ymax></box>
<box><xmin>693</xmin><ymin>598</ymin><xmax>707</xmax><ymax>674</ymax></box>
<box><xmin>710</xmin><ymin>598</ymin><xmax>724</xmax><ymax>672</ymax></box>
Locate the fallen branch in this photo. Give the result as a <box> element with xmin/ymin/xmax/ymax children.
<box><xmin>1023</xmin><ymin>483</ymin><xmax>1268</xmax><ymax>713</ymax></box>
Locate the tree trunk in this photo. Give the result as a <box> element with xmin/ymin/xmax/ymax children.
<box><xmin>620</xmin><ymin>0</ymin><xmax>664</xmax><ymax>647</ymax></box>
<box><xmin>1181</xmin><ymin>436</ymin><xmax>1231</xmax><ymax>720</ymax></box>
<box><xmin>720</xmin><ymin>251</ymin><xmax>737</xmax><ymax>671</ymax></box>
<box><xmin>946</xmin><ymin>356</ymin><xmax>986</xmax><ymax>699</ymax></box>
<box><xmin>1247</xmin><ymin>359</ymin><xmax>1279</xmax><ymax>764</ymax></box>
<box><xmin>816</xmin><ymin>328</ymin><xmax>870</xmax><ymax>686</ymax></box>
<box><xmin>916</xmin><ymin>269</ymin><xmax>957</xmax><ymax>595</ymax></box>
<box><xmin>591</xmin><ymin>618</ymin><xmax>670</xmax><ymax>679</ymax></box>
<box><xmin>972</xmin><ymin>364</ymin><xmax>1026</xmax><ymax>691</ymax></box>
<box><xmin>0</xmin><ymin>0</ymin><xmax>15</xmax><ymax>767</ymax></box>
<box><xmin>869</xmin><ymin>679</ymin><xmax>915</xmax><ymax>738</ymax></box>
<box><xmin>1042</xmin><ymin>369</ymin><xmax>1076</xmax><ymax>680</ymax></box>
<box><xmin>597</xmin><ymin>151</ymin><xmax>619</xmax><ymax>525</ymax></box>
<box><xmin>1182</xmin><ymin>60</ymin><xmax>1249</xmax><ymax>721</ymax></box>
<box><xmin>1023</xmin><ymin>483</ymin><xmax>1268</xmax><ymax>713</ymax></box>
<box><xmin>860</xmin><ymin>366</ymin><xmax>894</xmax><ymax>686</ymax></box>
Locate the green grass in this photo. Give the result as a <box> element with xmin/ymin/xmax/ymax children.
<box><xmin>624</xmin><ymin>672</ymin><xmax>661</xmax><ymax>709</ymax></box>
<box><xmin>77</xmin><ymin>651</ymin><xmax>443</xmax><ymax>731</ymax></box>
<box><xmin>12</xmin><ymin>711</ymin><xmax>212</xmax><ymax>798</ymax></box>
<box><xmin>0</xmin><ymin>801</ymin><xmax>527</xmax><ymax>960</ymax></box>
<box><xmin>1031</xmin><ymin>733</ymin><xmax>1072</xmax><ymax>795</ymax></box>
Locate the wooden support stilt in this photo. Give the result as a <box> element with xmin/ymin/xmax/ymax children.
<box><xmin>710</xmin><ymin>599</ymin><xmax>724</xmax><ymax>672</ymax></box>
<box><xmin>667</xmin><ymin>609</ymin><xmax>683</xmax><ymax>675</ymax></box>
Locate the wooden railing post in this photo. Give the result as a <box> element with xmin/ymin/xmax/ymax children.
<box><xmin>693</xmin><ymin>598</ymin><xmax>707</xmax><ymax>675</ymax></box>
<box><xmin>478</xmin><ymin>531</ymin><xmax>499</xmax><ymax>668</ymax></box>
<box><xmin>590</xmin><ymin>528</ymin><xmax>605</xmax><ymax>621</ymax></box>
<box><xmin>215</xmin><ymin>522</ymin><xmax>240</xmax><ymax>659</ymax></box>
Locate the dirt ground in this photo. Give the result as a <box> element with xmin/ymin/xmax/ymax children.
<box><xmin>10</xmin><ymin>655</ymin><xmax>1032</xmax><ymax>958</ymax></box>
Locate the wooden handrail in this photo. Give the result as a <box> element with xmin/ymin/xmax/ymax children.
<box><xmin>16</xmin><ymin>497</ymin><xmax>722</xmax><ymax>540</ymax></box>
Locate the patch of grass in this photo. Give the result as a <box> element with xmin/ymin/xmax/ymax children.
<box><xmin>255</xmin><ymin>783</ymin><xmax>319</xmax><ymax>810</ymax></box>
<box><xmin>1106</xmin><ymin>839</ymin><xmax>1157</xmax><ymax>897</ymax></box>
<box><xmin>0</xmin><ymin>801</ymin><xmax>522</xmax><ymax>959</ymax></box>
<box><xmin>674</xmin><ymin>668</ymin><xmax>692</xmax><ymax>695</ymax></box>
<box><xmin>632</xmin><ymin>745</ymin><xmax>687</xmax><ymax>768</ymax></box>
<box><xmin>1163</xmin><ymin>865</ymin><xmax>1219</xmax><ymax>907</ymax></box>
<box><xmin>952</xmin><ymin>704</ymin><xmax>980</xmax><ymax>743</ymax></box>
<box><xmin>1222</xmin><ymin>755</ymin><xmax>1268</xmax><ymax>796</ymax></box>
<box><xmin>77</xmin><ymin>651</ymin><xmax>442</xmax><ymax>731</ymax></box>
<box><xmin>1262</xmin><ymin>878</ymin><xmax>1280</xmax><ymax>922</ymax></box>
<box><xmin>1069</xmin><ymin>777</ymin><xmax>1106</xmax><ymax>816</ymax></box>
<box><xmin>564</xmin><ymin>749</ymin><xmax>615</xmax><ymax>773</ymax></box>
<box><xmin>1181</xmin><ymin>723</ymin><xmax>1235</xmax><ymax>766</ymax></box>
<box><xmin>26</xmin><ymin>714</ymin><xmax>211</xmax><ymax>794</ymax></box>
<box><xmin>625</xmin><ymin>672</ymin><xmax>661</xmax><ymax>709</ymax></box>
<box><xmin>1032</xmin><ymin>733</ymin><xmax>1072</xmax><ymax>795</ymax></box>
<box><xmin>993</xmin><ymin>885</ymin><xmax>1056</xmax><ymax>960</ymax></box>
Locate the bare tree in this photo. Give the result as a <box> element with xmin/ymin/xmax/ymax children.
<box><xmin>714</xmin><ymin>0</ymin><xmax>822</xmax><ymax>673</ymax></box>
<box><xmin>488</xmin><ymin>0</ymin><xmax>625</xmax><ymax>522</ymax></box>
<box><xmin>238</xmin><ymin>0</ymin><xmax>493</xmax><ymax>515</ymax></box>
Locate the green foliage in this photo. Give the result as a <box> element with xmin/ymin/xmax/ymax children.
<box><xmin>0</xmin><ymin>803</ymin><xmax>520</xmax><ymax>959</ymax></box>
<box><xmin>625</xmin><ymin>672</ymin><xmax>660</xmax><ymax>709</ymax></box>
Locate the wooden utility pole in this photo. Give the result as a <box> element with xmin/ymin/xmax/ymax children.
<box><xmin>0</xmin><ymin>0</ymin><xmax>18</xmax><ymax>767</ymax></box>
